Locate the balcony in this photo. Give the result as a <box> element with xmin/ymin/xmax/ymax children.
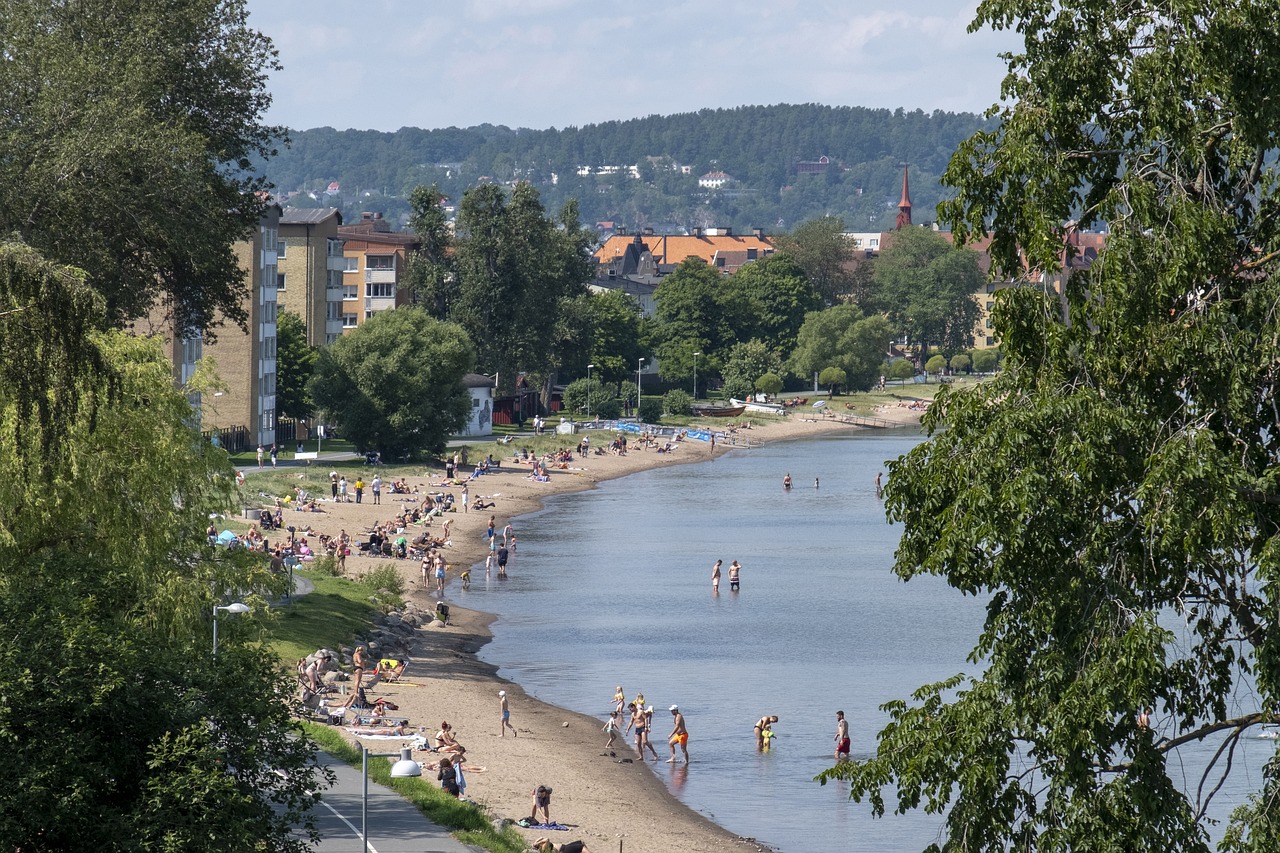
<box><xmin>365</xmin><ymin>268</ymin><xmax>397</xmax><ymax>285</ymax></box>
<box><xmin>328</xmin><ymin>255</ymin><xmax>346</xmax><ymax>272</ymax></box>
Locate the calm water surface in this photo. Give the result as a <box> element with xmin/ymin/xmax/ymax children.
<box><xmin>456</xmin><ymin>430</ymin><xmax>1270</xmax><ymax>852</ymax></box>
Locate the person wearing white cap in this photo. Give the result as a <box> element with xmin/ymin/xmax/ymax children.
<box><xmin>667</xmin><ymin>705</ymin><xmax>688</xmax><ymax>763</ymax></box>
<box><xmin>500</xmin><ymin>689</ymin><xmax>517</xmax><ymax>737</ymax></box>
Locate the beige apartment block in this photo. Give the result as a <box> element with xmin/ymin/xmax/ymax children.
<box><xmin>278</xmin><ymin>208</ymin><xmax>345</xmax><ymax>346</ymax></box>
<box><xmin>337</xmin><ymin>212</ymin><xmax>418</xmax><ymax>331</ymax></box>
<box><xmin>199</xmin><ymin>204</ymin><xmax>281</xmax><ymax>446</ymax></box>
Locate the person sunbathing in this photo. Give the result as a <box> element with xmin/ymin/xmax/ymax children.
<box><xmin>434</xmin><ymin>721</ymin><xmax>464</xmax><ymax>753</ymax></box>
<box><xmin>532</xmin><ymin>839</ymin><xmax>591</xmax><ymax>853</ymax></box>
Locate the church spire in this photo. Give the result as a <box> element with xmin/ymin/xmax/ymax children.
<box><xmin>895</xmin><ymin>164</ymin><xmax>912</xmax><ymax>230</ymax></box>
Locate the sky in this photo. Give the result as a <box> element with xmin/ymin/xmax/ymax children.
<box><xmin>244</xmin><ymin>0</ymin><xmax>1020</xmax><ymax>134</ymax></box>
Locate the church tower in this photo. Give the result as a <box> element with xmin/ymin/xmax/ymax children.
<box><xmin>895</xmin><ymin>164</ymin><xmax>913</xmax><ymax>230</ymax></box>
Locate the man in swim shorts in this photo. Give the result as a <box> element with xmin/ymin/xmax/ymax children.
<box><xmin>835</xmin><ymin>710</ymin><xmax>850</xmax><ymax>760</ymax></box>
<box><xmin>500</xmin><ymin>690</ymin><xmax>517</xmax><ymax>737</ymax></box>
<box><xmin>667</xmin><ymin>705</ymin><xmax>689</xmax><ymax>763</ymax></box>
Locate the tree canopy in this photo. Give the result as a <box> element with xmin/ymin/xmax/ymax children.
<box><xmin>0</xmin><ymin>242</ymin><xmax>325</xmax><ymax>850</ymax></box>
<box><xmin>822</xmin><ymin>2</ymin><xmax>1280</xmax><ymax>850</ymax></box>
<box><xmin>867</xmin><ymin>226</ymin><xmax>984</xmax><ymax>359</ymax></box>
<box><xmin>788</xmin><ymin>303</ymin><xmax>892</xmax><ymax>393</ymax></box>
<box><xmin>309</xmin><ymin>307</ymin><xmax>474</xmax><ymax>458</ymax></box>
<box><xmin>275</xmin><ymin>310</ymin><xmax>316</xmax><ymax>421</ymax></box>
<box><xmin>0</xmin><ymin>0</ymin><xmax>281</xmax><ymax>336</ymax></box>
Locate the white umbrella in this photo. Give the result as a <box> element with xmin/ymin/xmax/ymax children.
<box><xmin>812</xmin><ymin>400</ymin><xmax>827</xmax><ymax>408</ymax></box>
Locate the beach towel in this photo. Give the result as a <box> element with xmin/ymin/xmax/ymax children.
<box><xmin>517</xmin><ymin>819</ymin><xmax>570</xmax><ymax>830</ymax></box>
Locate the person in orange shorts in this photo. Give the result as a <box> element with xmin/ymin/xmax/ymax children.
<box><xmin>667</xmin><ymin>705</ymin><xmax>689</xmax><ymax>763</ymax></box>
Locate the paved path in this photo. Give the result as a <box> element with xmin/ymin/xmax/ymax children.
<box><xmin>307</xmin><ymin>752</ymin><xmax>480</xmax><ymax>853</ymax></box>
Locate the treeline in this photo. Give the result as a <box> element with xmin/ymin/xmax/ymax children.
<box><xmin>262</xmin><ymin>103</ymin><xmax>990</xmax><ymax>233</ymax></box>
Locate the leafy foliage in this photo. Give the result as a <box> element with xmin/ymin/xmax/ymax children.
<box><xmin>663</xmin><ymin>389</ymin><xmax>693</xmax><ymax>415</ymax></box>
<box><xmin>774</xmin><ymin>215</ymin><xmax>862</xmax><ymax>305</ymax></box>
<box><xmin>562</xmin><ymin>377</ymin><xmax>614</xmax><ymax>417</ymax></box>
<box><xmin>818</xmin><ymin>366</ymin><xmax>848</xmax><ymax>395</ymax></box>
<box><xmin>309</xmin><ymin>307</ymin><xmax>474</xmax><ymax>458</ymax></box>
<box><xmin>0</xmin><ymin>0</ymin><xmax>281</xmax><ymax>335</ymax></box>
<box><xmin>788</xmin><ymin>303</ymin><xmax>893</xmax><ymax>392</ymax></box>
<box><xmin>824</xmin><ymin>2</ymin><xmax>1280</xmax><ymax>849</ymax></box>
<box><xmin>275</xmin><ymin>311</ymin><xmax>316</xmax><ymax>421</ymax></box>
<box><xmin>637</xmin><ymin>396</ymin><xmax>663</xmax><ymax>424</ymax></box>
<box><xmin>970</xmin><ymin>348</ymin><xmax>998</xmax><ymax>373</ymax></box>
<box><xmin>754</xmin><ymin>372</ymin><xmax>784</xmax><ymax>395</ymax></box>
<box><xmin>924</xmin><ymin>354</ymin><xmax>947</xmax><ymax>375</ymax></box>
<box><xmin>0</xmin><ymin>246</ymin><xmax>327</xmax><ymax>850</ymax></box>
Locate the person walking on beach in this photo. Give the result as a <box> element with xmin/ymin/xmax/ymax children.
<box><xmin>270</xmin><ymin>443</ymin><xmax>278</xmax><ymax>468</ymax></box>
<box><xmin>435</xmin><ymin>556</ymin><xmax>446</xmax><ymax>594</ymax></box>
<box><xmin>257</xmin><ymin>444</ymin><xmax>265</xmax><ymax>468</ymax></box>
<box><xmin>626</xmin><ymin>703</ymin><xmax>648</xmax><ymax>759</ymax></box>
<box><xmin>499</xmin><ymin>689</ymin><xmax>517</xmax><ymax>737</ymax></box>
<box><xmin>461</xmin><ymin>484</ymin><xmax>469</xmax><ymax>513</ymax></box>
<box><xmin>728</xmin><ymin>560</ymin><xmax>741</xmax><ymax>591</ymax></box>
<box><xmin>712</xmin><ymin>559</ymin><xmax>722</xmax><ymax>592</ymax></box>
<box><xmin>371</xmin><ymin>473</ymin><xmax>382</xmax><ymax>505</ymax></box>
<box><xmin>603</xmin><ymin>710</ymin><xmax>622</xmax><ymax>748</ymax></box>
<box><xmin>667</xmin><ymin>705</ymin><xmax>689</xmax><ymax>763</ymax></box>
<box><xmin>446</xmin><ymin>454</ymin><xmax>456</xmax><ymax>480</ymax></box>
<box><xmin>496</xmin><ymin>542</ymin><xmax>509</xmax><ymax>575</ymax></box>
<box><xmin>835</xmin><ymin>710</ymin><xmax>850</xmax><ymax>760</ymax></box>
<box><xmin>330</xmin><ymin>471</ymin><xmax>339</xmax><ymax>500</ymax></box>
<box><xmin>354</xmin><ymin>476</ymin><xmax>364</xmax><ymax>504</ymax></box>
<box><xmin>338</xmin><ymin>476</ymin><xmax>348</xmax><ymax>502</ymax></box>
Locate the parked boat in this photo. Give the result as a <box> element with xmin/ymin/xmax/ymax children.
<box><xmin>691</xmin><ymin>403</ymin><xmax>746</xmax><ymax>417</ymax></box>
<box><xmin>730</xmin><ymin>398</ymin><xmax>786</xmax><ymax>415</ymax></box>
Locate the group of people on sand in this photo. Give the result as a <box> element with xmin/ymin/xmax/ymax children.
<box><xmin>710</xmin><ymin>558</ymin><xmax>741</xmax><ymax>592</ymax></box>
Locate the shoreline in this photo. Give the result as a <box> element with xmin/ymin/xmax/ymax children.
<box><xmin>293</xmin><ymin>411</ymin><xmax>922</xmax><ymax>851</ymax></box>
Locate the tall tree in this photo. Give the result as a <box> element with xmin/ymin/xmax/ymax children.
<box><xmin>775</xmin><ymin>215</ymin><xmax>859</xmax><ymax>304</ymax></box>
<box><xmin>725</xmin><ymin>252</ymin><xmax>822</xmax><ymax>356</ymax></box>
<box><xmin>275</xmin><ymin>311</ymin><xmax>316</xmax><ymax>421</ymax></box>
<box><xmin>654</xmin><ymin>258</ymin><xmax>734</xmax><ymax>381</ymax></box>
<box><xmin>309</xmin><ymin>307</ymin><xmax>473</xmax><ymax>458</ymax></box>
<box><xmin>0</xmin><ymin>0</ymin><xmax>282</xmax><ymax>336</ymax></box>
<box><xmin>867</xmin><ymin>227</ymin><xmax>984</xmax><ymax>361</ymax></box>
<box><xmin>582</xmin><ymin>289</ymin><xmax>646</xmax><ymax>385</ymax></box>
<box><xmin>787</xmin><ymin>303</ymin><xmax>892</xmax><ymax>392</ymax></box>
<box><xmin>404</xmin><ymin>184</ymin><xmax>456</xmax><ymax>318</ymax></box>
<box><xmin>823</xmin><ymin>3</ymin><xmax>1280</xmax><ymax>850</ymax></box>
<box><xmin>0</xmin><ymin>242</ymin><xmax>326</xmax><ymax>850</ymax></box>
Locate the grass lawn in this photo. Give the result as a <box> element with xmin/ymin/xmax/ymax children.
<box><xmin>268</xmin><ymin>568</ymin><xmax>383</xmax><ymax>663</ymax></box>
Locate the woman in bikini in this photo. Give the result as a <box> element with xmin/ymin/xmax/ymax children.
<box><xmin>754</xmin><ymin>714</ymin><xmax>779</xmax><ymax>749</ymax></box>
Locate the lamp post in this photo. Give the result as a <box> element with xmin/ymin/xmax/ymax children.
<box><xmin>212</xmin><ymin>602</ymin><xmax>250</xmax><ymax>657</ymax></box>
<box><xmin>636</xmin><ymin>357</ymin><xmax>645</xmax><ymax>419</ymax></box>
<box><xmin>586</xmin><ymin>363</ymin><xmax>595</xmax><ymax>421</ymax></box>
<box><xmin>363</xmin><ymin>746</ymin><xmax>422</xmax><ymax>853</ymax></box>
<box><xmin>693</xmin><ymin>351</ymin><xmax>701</xmax><ymax>401</ymax></box>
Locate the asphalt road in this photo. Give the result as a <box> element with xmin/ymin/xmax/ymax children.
<box><xmin>306</xmin><ymin>752</ymin><xmax>479</xmax><ymax>853</ymax></box>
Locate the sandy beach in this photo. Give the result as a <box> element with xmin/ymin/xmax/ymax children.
<box><xmin>283</xmin><ymin>408</ymin><xmax>922</xmax><ymax>852</ymax></box>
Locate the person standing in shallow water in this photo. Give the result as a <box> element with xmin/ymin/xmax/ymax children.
<box><xmin>783</xmin><ymin>473</ymin><xmax>792</xmax><ymax>490</ymax></box>
<box><xmin>834</xmin><ymin>710</ymin><xmax>850</xmax><ymax>760</ymax></box>
<box><xmin>728</xmin><ymin>560</ymin><xmax>741</xmax><ymax>591</ymax></box>
<box><xmin>711</xmin><ymin>559</ymin><xmax>722</xmax><ymax>592</ymax></box>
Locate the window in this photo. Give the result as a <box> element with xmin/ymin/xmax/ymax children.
<box><xmin>366</xmin><ymin>255</ymin><xmax>395</xmax><ymax>270</ymax></box>
<box><xmin>343</xmin><ymin>314</ymin><xmax>358</xmax><ymax>328</ymax></box>
<box><xmin>327</xmin><ymin>302</ymin><xmax>343</xmax><ymax>320</ymax></box>
<box><xmin>277</xmin><ymin>272</ymin><xmax>287</xmax><ymax>291</ymax></box>
<box><xmin>277</xmin><ymin>238</ymin><xmax>287</xmax><ymax>258</ymax></box>
<box><xmin>327</xmin><ymin>238</ymin><xmax>344</xmax><ymax>257</ymax></box>
<box><xmin>262</xmin><ymin>336</ymin><xmax>277</xmax><ymax>359</ymax></box>
<box><xmin>986</xmin><ymin>336</ymin><xmax>995</xmax><ymax>346</ymax></box>
<box><xmin>344</xmin><ymin>257</ymin><xmax>359</xmax><ymax>272</ymax></box>
<box><xmin>367</xmin><ymin>282</ymin><xmax>395</xmax><ymax>298</ymax></box>
<box><xmin>985</xmin><ymin>317</ymin><xmax>993</xmax><ymax>329</ymax></box>
<box><xmin>986</xmin><ymin>301</ymin><xmax>994</xmax><ymax>311</ymax></box>
<box><xmin>365</xmin><ymin>310</ymin><xmax>376</xmax><ymax>319</ymax></box>
<box><xmin>343</xmin><ymin>284</ymin><xmax>358</xmax><ymax>300</ymax></box>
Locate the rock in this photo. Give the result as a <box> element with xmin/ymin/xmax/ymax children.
<box><xmin>562</xmin><ymin>721</ymin><xmax>569</xmax><ymax>727</ymax></box>
<box><xmin>429</xmin><ymin>619</ymin><xmax>445</xmax><ymax>628</ymax></box>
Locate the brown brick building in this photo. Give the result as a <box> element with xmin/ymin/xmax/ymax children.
<box><xmin>337</xmin><ymin>212</ymin><xmax>419</xmax><ymax>330</ymax></box>
<box><xmin>278</xmin><ymin>207</ymin><xmax>345</xmax><ymax>346</ymax></box>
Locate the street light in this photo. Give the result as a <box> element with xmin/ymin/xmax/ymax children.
<box><xmin>363</xmin><ymin>746</ymin><xmax>422</xmax><ymax>852</ymax></box>
<box><xmin>212</xmin><ymin>602</ymin><xmax>249</xmax><ymax>657</ymax></box>
<box><xmin>586</xmin><ymin>363</ymin><xmax>595</xmax><ymax>421</ymax></box>
<box><xmin>637</xmin><ymin>357</ymin><xmax>645</xmax><ymax>420</ymax></box>
<box><xmin>693</xmin><ymin>351</ymin><xmax>701</xmax><ymax>401</ymax></box>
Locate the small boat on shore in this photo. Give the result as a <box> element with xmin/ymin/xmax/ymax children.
<box><xmin>691</xmin><ymin>403</ymin><xmax>746</xmax><ymax>417</ymax></box>
<box><xmin>730</xmin><ymin>398</ymin><xmax>785</xmax><ymax>415</ymax></box>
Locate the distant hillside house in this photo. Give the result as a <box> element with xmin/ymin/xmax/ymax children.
<box><xmin>698</xmin><ymin>171</ymin><xmax>734</xmax><ymax>189</ymax></box>
<box><xmin>796</xmin><ymin>155</ymin><xmax>832</xmax><ymax>174</ymax></box>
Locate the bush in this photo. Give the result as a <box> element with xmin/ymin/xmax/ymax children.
<box><xmin>755</xmin><ymin>372</ymin><xmax>784</xmax><ymax>396</ymax></box>
<box><xmin>594</xmin><ymin>397</ymin><xmax>622</xmax><ymax>419</ymax></box>
<box><xmin>562</xmin><ymin>377</ymin><xmax>613</xmax><ymax>417</ymax></box>
<box><xmin>637</xmin><ymin>396</ymin><xmax>664</xmax><ymax>423</ymax></box>
<box><xmin>361</xmin><ymin>564</ymin><xmax>404</xmax><ymax>596</ymax></box>
<box><xmin>888</xmin><ymin>359</ymin><xmax>916</xmax><ymax>381</ymax></box>
<box><xmin>925</xmin><ymin>354</ymin><xmax>948</xmax><ymax>376</ymax></box>
<box><xmin>972</xmin><ymin>349</ymin><xmax>999</xmax><ymax>373</ymax></box>
<box><xmin>312</xmin><ymin>555</ymin><xmax>341</xmax><ymax>577</ymax></box>
<box><xmin>663</xmin><ymin>389</ymin><xmax>692</xmax><ymax>415</ymax></box>
<box><xmin>950</xmin><ymin>354</ymin><xmax>972</xmax><ymax>374</ymax></box>
<box><xmin>720</xmin><ymin>377</ymin><xmax>753</xmax><ymax>402</ymax></box>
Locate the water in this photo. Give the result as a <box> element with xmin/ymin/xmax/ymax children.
<box><xmin>457</xmin><ymin>430</ymin><xmax>1273</xmax><ymax>852</ymax></box>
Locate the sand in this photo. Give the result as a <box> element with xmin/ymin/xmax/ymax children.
<box><xmin>284</xmin><ymin>409</ymin><xmax>922</xmax><ymax>852</ymax></box>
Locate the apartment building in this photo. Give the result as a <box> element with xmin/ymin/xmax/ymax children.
<box><xmin>278</xmin><ymin>207</ymin><xmax>345</xmax><ymax>345</ymax></box>
<box><xmin>336</xmin><ymin>212</ymin><xmax>419</xmax><ymax>330</ymax></box>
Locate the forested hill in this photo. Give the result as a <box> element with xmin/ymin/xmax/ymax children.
<box><xmin>261</xmin><ymin>103</ymin><xmax>991</xmax><ymax>234</ymax></box>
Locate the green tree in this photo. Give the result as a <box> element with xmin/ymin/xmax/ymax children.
<box><xmin>949</xmin><ymin>353</ymin><xmax>972</xmax><ymax>374</ymax></box>
<box><xmin>971</xmin><ymin>348</ymin><xmax>998</xmax><ymax>373</ymax></box>
<box><xmin>722</xmin><ymin>339</ymin><xmax>784</xmax><ymax>392</ymax></box>
<box><xmin>309</xmin><ymin>307</ymin><xmax>473</xmax><ymax>458</ymax></box>
<box><xmin>774</xmin><ymin>215</ymin><xmax>859</xmax><ymax>304</ymax></box>
<box><xmin>654</xmin><ymin>258</ymin><xmax>733</xmax><ymax>381</ymax></box>
<box><xmin>868</xmin><ymin>227</ymin><xmax>984</xmax><ymax>361</ymax></box>
<box><xmin>788</xmin><ymin>304</ymin><xmax>893</xmax><ymax>393</ymax></box>
<box><xmin>755</xmin><ymin>372</ymin><xmax>784</xmax><ymax>396</ymax></box>
<box><xmin>887</xmin><ymin>358</ymin><xmax>916</xmax><ymax>382</ymax></box>
<box><xmin>562</xmin><ymin>376</ymin><xmax>614</xmax><ymax>418</ymax></box>
<box><xmin>725</xmin><ymin>253</ymin><xmax>821</xmax><ymax>354</ymax></box>
<box><xmin>823</xmin><ymin>3</ymin><xmax>1280</xmax><ymax>850</ymax></box>
<box><xmin>818</xmin><ymin>366</ymin><xmax>847</xmax><ymax>395</ymax></box>
<box><xmin>405</xmin><ymin>184</ymin><xmax>456</xmax><ymax>318</ymax></box>
<box><xmin>0</xmin><ymin>243</ymin><xmax>325</xmax><ymax>850</ymax></box>
<box><xmin>275</xmin><ymin>311</ymin><xmax>316</xmax><ymax>421</ymax></box>
<box><xmin>663</xmin><ymin>389</ymin><xmax>693</xmax><ymax>415</ymax></box>
<box><xmin>0</xmin><ymin>0</ymin><xmax>281</xmax><ymax>336</ymax></box>
<box><xmin>583</xmin><ymin>289</ymin><xmax>646</xmax><ymax>384</ymax></box>
<box><xmin>924</xmin><ymin>354</ymin><xmax>947</xmax><ymax>376</ymax></box>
